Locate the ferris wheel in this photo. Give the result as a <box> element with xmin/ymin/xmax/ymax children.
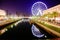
<box><xmin>31</xmin><ymin>2</ymin><xmax>47</xmax><ymax>16</ymax></box>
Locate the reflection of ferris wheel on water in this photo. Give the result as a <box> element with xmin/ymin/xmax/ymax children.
<box><xmin>31</xmin><ymin>2</ymin><xmax>48</xmax><ymax>16</ymax></box>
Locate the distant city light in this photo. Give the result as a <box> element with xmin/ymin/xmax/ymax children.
<box><xmin>0</xmin><ymin>9</ymin><xmax>8</xmax><ymax>20</ymax></box>
<box><xmin>31</xmin><ymin>1</ymin><xmax>47</xmax><ymax>16</ymax></box>
<box><xmin>0</xmin><ymin>9</ymin><xmax>6</xmax><ymax>16</ymax></box>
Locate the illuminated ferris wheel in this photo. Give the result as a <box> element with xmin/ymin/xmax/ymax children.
<box><xmin>31</xmin><ymin>2</ymin><xmax>47</xmax><ymax>16</ymax></box>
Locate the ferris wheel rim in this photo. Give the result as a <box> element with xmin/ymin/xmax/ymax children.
<box><xmin>31</xmin><ymin>1</ymin><xmax>48</xmax><ymax>16</ymax></box>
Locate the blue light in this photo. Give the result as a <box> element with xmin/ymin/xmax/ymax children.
<box><xmin>31</xmin><ymin>24</ymin><xmax>44</xmax><ymax>38</ymax></box>
<box><xmin>31</xmin><ymin>1</ymin><xmax>47</xmax><ymax>16</ymax></box>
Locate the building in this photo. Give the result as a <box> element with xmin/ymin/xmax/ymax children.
<box><xmin>0</xmin><ymin>9</ymin><xmax>8</xmax><ymax>21</ymax></box>
<box><xmin>0</xmin><ymin>9</ymin><xmax>6</xmax><ymax>16</ymax></box>
<box><xmin>43</xmin><ymin>4</ymin><xmax>60</xmax><ymax>23</ymax></box>
<box><xmin>43</xmin><ymin>4</ymin><xmax>60</xmax><ymax>15</ymax></box>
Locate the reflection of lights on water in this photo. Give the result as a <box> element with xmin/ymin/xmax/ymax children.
<box><xmin>45</xmin><ymin>35</ymin><xmax>47</xmax><ymax>38</ymax></box>
<box><xmin>5</xmin><ymin>28</ymin><xmax>8</xmax><ymax>31</ymax></box>
<box><xmin>31</xmin><ymin>24</ymin><xmax>44</xmax><ymax>38</ymax></box>
<box><xmin>11</xmin><ymin>25</ymin><xmax>13</xmax><ymax>28</ymax></box>
<box><xmin>15</xmin><ymin>21</ymin><xmax>22</xmax><ymax>26</ymax></box>
<box><xmin>1</xmin><ymin>28</ymin><xmax>8</xmax><ymax>34</ymax></box>
<box><xmin>1</xmin><ymin>29</ymin><xmax>5</xmax><ymax>34</ymax></box>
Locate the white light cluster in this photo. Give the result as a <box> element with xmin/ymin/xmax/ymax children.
<box><xmin>0</xmin><ymin>9</ymin><xmax>6</xmax><ymax>16</ymax></box>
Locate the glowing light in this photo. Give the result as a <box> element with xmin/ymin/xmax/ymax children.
<box><xmin>45</xmin><ymin>16</ymin><xmax>48</xmax><ymax>19</ymax></box>
<box><xmin>5</xmin><ymin>28</ymin><xmax>8</xmax><ymax>31</ymax></box>
<box><xmin>55</xmin><ymin>17</ymin><xmax>60</xmax><ymax>20</ymax></box>
<box><xmin>11</xmin><ymin>25</ymin><xmax>13</xmax><ymax>28</ymax></box>
<box><xmin>1</xmin><ymin>29</ymin><xmax>5</xmax><ymax>34</ymax></box>
<box><xmin>31</xmin><ymin>24</ymin><xmax>44</xmax><ymax>38</ymax></box>
<box><xmin>45</xmin><ymin>35</ymin><xmax>47</xmax><ymax>38</ymax></box>
<box><xmin>31</xmin><ymin>1</ymin><xmax>47</xmax><ymax>16</ymax></box>
<box><xmin>0</xmin><ymin>10</ymin><xmax>6</xmax><ymax>16</ymax></box>
<box><xmin>0</xmin><ymin>28</ymin><xmax>7</xmax><ymax>34</ymax></box>
<box><xmin>15</xmin><ymin>21</ymin><xmax>22</xmax><ymax>26</ymax></box>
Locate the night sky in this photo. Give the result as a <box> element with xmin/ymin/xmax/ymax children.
<box><xmin>0</xmin><ymin>0</ymin><xmax>60</xmax><ymax>16</ymax></box>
